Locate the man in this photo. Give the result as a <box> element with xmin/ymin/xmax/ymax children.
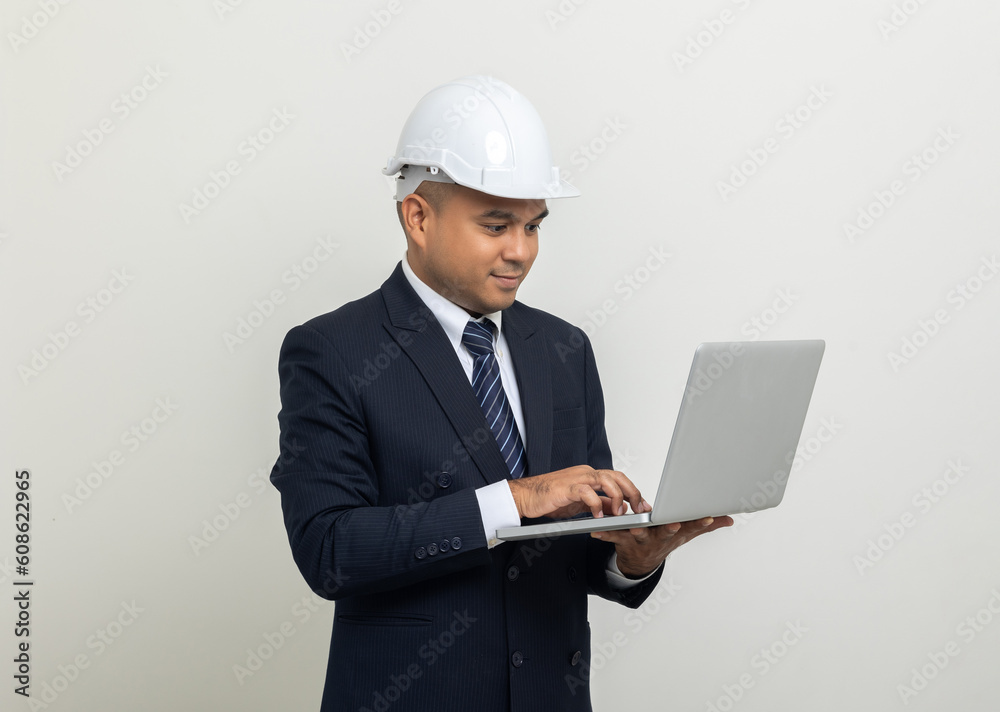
<box><xmin>271</xmin><ymin>76</ymin><xmax>731</xmax><ymax>711</ymax></box>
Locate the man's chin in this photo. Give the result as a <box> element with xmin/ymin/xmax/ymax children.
<box><xmin>471</xmin><ymin>294</ymin><xmax>517</xmax><ymax>316</ymax></box>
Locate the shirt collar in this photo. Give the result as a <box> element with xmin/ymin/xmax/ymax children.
<box><xmin>400</xmin><ymin>254</ymin><xmax>503</xmax><ymax>345</ymax></box>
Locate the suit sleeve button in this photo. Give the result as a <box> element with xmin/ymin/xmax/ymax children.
<box><xmin>437</xmin><ymin>472</ymin><xmax>452</xmax><ymax>488</ymax></box>
<box><xmin>570</xmin><ymin>650</ymin><xmax>582</xmax><ymax>666</ymax></box>
<box><xmin>440</xmin><ymin>539</ymin><xmax>451</xmax><ymax>552</ymax></box>
<box><xmin>427</xmin><ymin>543</ymin><xmax>439</xmax><ymax>556</ymax></box>
<box><xmin>511</xmin><ymin>651</ymin><xmax>524</xmax><ymax>667</ymax></box>
<box><xmin>567</xmin><ymin>566</ymin><xmax>578</xmax><ymax>583</ymax></box>
<box><xmin>414</xmin><ymin>547</ymin><xmax>427</xmax><ymax>560</ymax></box>
<box><xmin>506</xmin><ymin>565</ymin><xmax>519</xmax><ymax>582</ymax></box>
<box><xmin>451</xmin><ymin>537</ymin><xmax>462</xmax><ymax>550</ymax></box>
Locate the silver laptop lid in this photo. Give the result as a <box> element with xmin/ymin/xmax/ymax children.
<box><xmin>650</xmin><ymin>340</ymin><xmax>825</xmax><ymax>523</ymax></box>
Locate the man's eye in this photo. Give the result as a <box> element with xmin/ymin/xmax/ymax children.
<box><xmin>526</xmin><ymin>223</ymin><xmax>541</xmax><ymax>233</ymax></box>
<box><xmin>484</xmin><ymin>225</ymin><xmax>505</xmax><ymax>234</ymax></box>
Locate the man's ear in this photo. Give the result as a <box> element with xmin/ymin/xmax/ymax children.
<box><xmin>400</xmin><ymin>194</ymin><xmax>433</xmax><ymax>249</ymax></box>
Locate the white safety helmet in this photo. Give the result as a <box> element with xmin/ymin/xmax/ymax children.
<box><xmin>384</xmin><ymin>75</ymin><xmax>579</xmax><ymax>201</ymax></box>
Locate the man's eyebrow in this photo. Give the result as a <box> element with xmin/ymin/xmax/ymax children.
<box><xmin>478</xmin><ymin>208</ymin><xmax>550</xmax><ymax>222</ymax></box>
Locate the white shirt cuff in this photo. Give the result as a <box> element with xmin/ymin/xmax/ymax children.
<box><xmin>475</xmin><ymin>481</ymin><xmax>521</xmax><ymax>548</ymax></box>
<box><xmin>606</xmin><ymin>552</ymin><xmax>662</xmax><ymax>589</ymax></box>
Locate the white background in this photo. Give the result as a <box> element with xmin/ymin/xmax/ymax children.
<box><xmin>2</xmin><ymin>1</ymin><xmax>998</xmax><ymax>710</ymax></box>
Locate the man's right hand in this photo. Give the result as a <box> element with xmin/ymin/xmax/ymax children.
<box><xmin>507</xmin><ymin>465</ymin><xmax>651</xmax><ymax>520</ymax></box>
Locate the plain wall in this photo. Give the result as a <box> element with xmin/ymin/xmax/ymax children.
<box><xmin>2</xmin><ymin>1</ymin><xmax>998</xmax><ymax>710</ymax></box>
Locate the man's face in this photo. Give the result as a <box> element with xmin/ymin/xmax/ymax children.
<box><xmin>406</xmin><ymin>184</ymin><xmax>548</xmax><ymax>316</ymax></box>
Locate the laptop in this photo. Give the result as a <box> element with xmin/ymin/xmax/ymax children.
<box><xmin>496</xmin><ymin>340</ymin><xmax>825</xmax><ymax>542</ymax></box>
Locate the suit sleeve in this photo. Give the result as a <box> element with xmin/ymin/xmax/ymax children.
<box><xmin>270</xmin><ymin>324</ymin><xmax>491</xmax><ymax>600</ymax></box>
<box><xmin>576</xmin><ymin>329</ymin><xmax>665</xmax><ymax>607</ymax></box>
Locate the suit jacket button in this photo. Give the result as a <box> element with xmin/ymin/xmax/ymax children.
<box><xmin>437</xmin><ymin>472</ymin><xmax>452</xmax><ymax>488</ymax></box>
<box><xmin>570</xmin><ymin>650</ymin><xmax>582</xmax><ymax>666</ymax></box>
<box><xmin>511</xmin><ymin>651</ymin><xmax>524</xmax><ymax>667</ymax></box>
<box><xmin>427</xmin><ymin>543</ymin><xmax>439</xmax><ymax>556</ymax></box>
<box><xmin>450</xmin><ymin>537</ymin><xmax>462</xmax><ymax>550</ymax></box>
<box><xmin>567</xmin><ymin>566</ymin><xmax>578</xmax><ymax>583</ymax></box>
<box><xmin>440</xmin><ymin>539</ymin><xmax>451</xmax><ymax>552</ymax></box>
<box><xmin>414</xmin><ymin>546</ymin><xmax>427</xmax><ymax>560</ymax></box>
<box><xmin>507</xmin><ymin>565</ymin><xmax>519</xmax><ymax>582</ymax></box>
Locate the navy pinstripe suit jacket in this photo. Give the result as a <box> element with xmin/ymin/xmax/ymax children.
<box><xmin>271</xmin><ymin>262</ymin><xmax>662</xmax><ymax>711</ymax></box>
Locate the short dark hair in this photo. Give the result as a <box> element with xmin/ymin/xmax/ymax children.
<box><xmin>395</xmin><ymin>181</ymin><xmax>455</xmax><ymax>235</ymax></box>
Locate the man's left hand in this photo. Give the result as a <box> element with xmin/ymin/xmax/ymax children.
<box><xmin>592</xmin><ymin>516</ymin><xmax>734</xmax><ymax>578</ymax></box>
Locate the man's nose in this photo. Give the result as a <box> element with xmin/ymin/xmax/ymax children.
<box><xmin>503</xmin><ymin>229</ymin><xmax>532</xmax><ymax>262</ymax></box>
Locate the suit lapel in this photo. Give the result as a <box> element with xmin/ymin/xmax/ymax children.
<box><xmin>379</xmin><ymin>264</ymin><xmax>512</xmax><ymax>486</ymax></box>
<box><xmin>502</xmin><ymin>304</ymin><xmax>552</xmax><ymax>477</ymax></box>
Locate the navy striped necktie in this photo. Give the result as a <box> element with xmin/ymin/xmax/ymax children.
<box><xmin>461</xmin><ymin>319</ymin><xmax>526</xmax><ymax>479</ymax></box>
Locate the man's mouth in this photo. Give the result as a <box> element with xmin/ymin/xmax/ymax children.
<box><xmin>492</xmin><ymin>274</ymin><xmax>521</xmax><ymax>288</ymax></box>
